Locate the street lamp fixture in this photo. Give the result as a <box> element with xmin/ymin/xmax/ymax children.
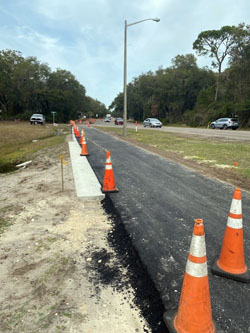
<box><xmin>123</xmin><ymin>18</ymin><xmax>160</xmax><ymax>136</ymax></box>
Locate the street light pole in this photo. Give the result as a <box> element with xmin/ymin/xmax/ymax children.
<box><xmin>123</xmin><ymin>18</ymin><xmax>160</xmax><ymax>137</ymax></box>
<box><xmin>123</xmin><ymin>20</ymin><xmax>128</xmax><ymax>137</ymax></box>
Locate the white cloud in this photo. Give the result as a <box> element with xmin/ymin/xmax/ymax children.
<box><xmin>0</xmin><ymin>0</ymin><xmax>250</xmax><ymax>107</ymax></box>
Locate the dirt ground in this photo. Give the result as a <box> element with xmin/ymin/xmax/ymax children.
<box><xmin>0</xmin><ymin>136</ymin><xmax>151</xmax><ymax>333</ymax></box>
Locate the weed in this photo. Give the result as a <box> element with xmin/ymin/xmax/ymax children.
<box><xmin>0</xmin><ymin>122</ymin><xmax>69</xmax><ymax>173</ymax></box>
<box><xmin>98</xmin><ymin>126</ymin><xmax>250</xmax><ymax>180</ymax></box>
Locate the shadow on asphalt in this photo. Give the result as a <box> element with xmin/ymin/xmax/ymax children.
<box><xmin>102</xmin><ymin>195</ymin><xmax>169</xmax><ymax>333</ymax></box>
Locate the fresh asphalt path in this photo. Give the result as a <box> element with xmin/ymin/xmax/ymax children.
<box><xmin>81</xmin><ymin>127</ymin><xmax>250</xmax><ymax>333</ymax></box>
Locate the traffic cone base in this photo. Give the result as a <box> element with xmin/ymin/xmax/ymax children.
<box><xmin>163</xmin><ymin>310</ymin><xmax>224</xmax><ymax>333</ymax></box>
<box><xmin>212</xmin><ymin>256</ymin><xmax>250</xmax><ymax>283</ymax></box>
<box><xmin>102</xmin><ymin>186</ymin><xmax>119</xmax><ymax>193</ymax></box>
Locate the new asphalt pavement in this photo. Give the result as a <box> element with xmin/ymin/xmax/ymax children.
<box><xmin>78</xmin><ymin>126</ymin><xmax>250</xmax><ymax>333</ymax></box>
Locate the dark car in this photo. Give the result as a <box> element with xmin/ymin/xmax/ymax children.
<box><xmin>210</xmin><ymin>118</ymin><xmax>239</xmax><ymax>130</ymax></box>
<box><xmin>115</xmin><ymin>117</ymin><xmax>123</xmax><ymax>125</ymax></box>
<box><xmin>30</xmin><ymin>114</ymin><xmax>45</xmax><ymax>125</ymax></box>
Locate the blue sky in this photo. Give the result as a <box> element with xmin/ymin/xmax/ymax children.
<box><xmin>0</xmin><ymin>0</ymin><xmax>250</xmax><ymax>108</ymax></box>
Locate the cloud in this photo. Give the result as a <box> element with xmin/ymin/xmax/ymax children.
<box><xmin>0</xmin><ymin>0</ymin><xmax>250</xmax><ymax>107</ymax></box>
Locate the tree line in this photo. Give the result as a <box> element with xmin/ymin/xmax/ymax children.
<box><xmin>110</xmin><ymin>23</ymin><xmax>250</xmax><ymax>127</ymax></box>
<box><xmin>0</xmin><ymin>50</ymin><xmax>107</xmax><ymax>122</ymax></box>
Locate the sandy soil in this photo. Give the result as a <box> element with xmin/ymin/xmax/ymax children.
<box><xmin>0</xmin><ymin>137</ymin><xmax>150</xmax><ymax>333</ymax></box>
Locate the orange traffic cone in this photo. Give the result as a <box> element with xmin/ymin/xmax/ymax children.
<box><xmin>80</xmin><ymin>129</ymin><xmax>85</xmax><ymax>145</ymax></box>
<box><xmin>164</xmin><ymin>219</ymin><xmax>223</xmax><ymax>333</ymax></box>
<box><xmin>76</xmin><ymin>127</ymin><xmax>80</xmax><ymax>138</ymax></box>
<box><xmin>80</xmin><ymin>136</ymin><xmax>89</xmax><ymax>156</ymax></box>
<box><xmin>212</xmin><ymin>188</ymin><xmax>250</xmax><ymax>282</ymax></box>
<box><xmin>102</xmin><ymin>151</ymin><xmax>118</xmax><ymax>193</ymax></box>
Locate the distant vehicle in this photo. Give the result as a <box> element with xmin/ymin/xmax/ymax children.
<box><xmin>115</xmin><ymin>117</ymin><xmax>123</xmax><ymax>125</ymax></box>
<box><xmin>30</xmin><ymin>114</ymin><xmax>45</xmax><ymax>125</ymax></box>
<box><xmin>143</xmin><ymin>118</ymin><xmax>162</xmax><ymax>128</ymax></box>
<box><xmin>104</xmin><ymin>117</ymin><xmax>111</xmax><ymax>122</ymax></box>
<box><xmin>210</xmin><ymin>118</ymin><xmax>239</xmax><ymax>130</ymax></box>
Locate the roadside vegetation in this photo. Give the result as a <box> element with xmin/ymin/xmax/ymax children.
<box><xmin>97</xmin><ymin>127</ymin><xmax>250</xmax><ymax>179</ymax></box>
<box><xmin>0</xmin><ymin>121</ymin><xmax>69</xmax><ymax>172</ymax></box>
<box><xmin>111</xmin><ymin>24</ymin><xmax>250</xmax><ymax>128</ymax></box>
<box><xmin>0</xmin><ymin>50</ymin><xmax>107</xmax><ymax>123</ymax></box>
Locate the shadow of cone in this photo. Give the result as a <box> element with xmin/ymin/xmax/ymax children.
<box><xmin>212</xmin><ymin>188</ymin><xmax>250</xmax><ymax>283</ymax></box>
<box><xmin>102</xmin><ymin>150</ymin><xmax>118</xmax><ymax>193</ymax></box>
<box><xmin>163</xmin><ymin>219</ymin><xmax>224</xmax><ymax>333</ymax></box>
<box><xmin>80</xmin><ymin>136</ymin><xmax>89</xmax><ymax>156</ymax></box>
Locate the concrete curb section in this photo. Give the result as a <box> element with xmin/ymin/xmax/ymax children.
<box><xmin>68</xmin><ymin>133</ymin><xmax>105</xmax><ymax>200</ymax></box>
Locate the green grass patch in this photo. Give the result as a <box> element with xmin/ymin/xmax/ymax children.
<box><xmin>97</xmin><ymin>127</ymin><xmax>250</xmax><ymax>179</ymax></box>
<box><xmin>0</xmin><ymin>206</ymin><xmax>13</xmax><ymax>234</ymax></box>
<box><xmin>0</xmin><ymin>217</ymin><xmax>11</xmax><ymax>234</ymax></box>
<box><xmin>0</xmin><ymin>122</ymin><xmax>69</xmax><ymax>173</ymax></box>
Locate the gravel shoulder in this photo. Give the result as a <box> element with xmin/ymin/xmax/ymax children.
<box><xmin>0</xmin><ymin>136</ymin><xmax>150</xmax><ymax>332</ymax></box>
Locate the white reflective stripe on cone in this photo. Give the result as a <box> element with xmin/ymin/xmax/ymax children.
<box><xmin>106</xmin><ymin>156</ymin><xmax>111</xmax><ymax>163</ymax></box>
<box><xmin>230</xmin><ymin>199</ymin><xmax>242</xmax><ymax>215</ymax></box>
<box><xmin>189</xmin><ymin>235</ymin><xmax>206</xmax><ymax>257</ymax></box>
<box><xmin>105</xmin><ymin>165</ymin><xmax>113</xmax><ymax>170</ymax></box>
<box><xmin>185</xmin><ymin>260</ymin><xmax>208</xmax><ymax>278</ymax></box>
<box><xmin>227</xmin><ymin>216</ymin><xmax>243</xmax><ymax>229</ymax></box>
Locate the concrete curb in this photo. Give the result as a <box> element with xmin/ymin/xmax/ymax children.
<box><xmin>68</xmin><ymin>132</ymin><xmax>105</xmax><ymax>200</ymax></box>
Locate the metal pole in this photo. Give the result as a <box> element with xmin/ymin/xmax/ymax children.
<box><xmin>122</xmin><ymin>18</ymin><xmax>159</xmax><ymax>137</ymax></box>
<box><xmin>123</xmin><ymin>20</ymin><xmax>127</xmax><ymax>137</ymax></box>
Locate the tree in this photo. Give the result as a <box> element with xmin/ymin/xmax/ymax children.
<box><xmin>193</xmin><ymin>24</ymin><xmax>249</xmax><ymax>102</ymax></box>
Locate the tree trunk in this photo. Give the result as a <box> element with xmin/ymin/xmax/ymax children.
<box><xmin>215</xmin><ymin>64</ymin><xmax>222</xmax><ymax>102</ymax></box>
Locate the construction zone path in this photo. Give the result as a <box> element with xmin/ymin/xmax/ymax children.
<box><xmin>0</xmin><ymin>135</ymin><xmax>156</xmax><ymax>332</ymax></box>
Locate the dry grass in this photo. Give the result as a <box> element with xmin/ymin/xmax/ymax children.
<box><xmin>96</xmin><ymin>127</ymin><xmax>250</xmax><ymax>179</ymax></box>
<box><xmin>0</xmin><ymin>121</ymin><xmax>69</xmax><ymax>172</ymax></box>
<box><xmin>0</xmin><ymin>122</ymin><xmax>61</xmax><ymax>147</ymax></box>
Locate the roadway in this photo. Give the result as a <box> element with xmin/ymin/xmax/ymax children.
<box><xmin>81</xmin><ymin>126</ymin><xmax>250</xmax><ymax>333</ymax></box>
<box><xmin>95</xmin><ymin>120</ymin><xmax>250</xmax><ymax>142</ymax></box>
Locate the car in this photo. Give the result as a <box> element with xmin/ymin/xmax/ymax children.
<box><xmin>104</xmin><ymin>117</ymin><xmax>111</xmax><ymax>122</ymax></box>
<box><xmin>143</xmin><ymin>118</ymin><xmax>162</xmax><ymax>128</ymax></box>
<box><xmin>30</xmin><ymin>114</ymin><xmax>45</xmax><ymax>125</ymax></box>
<box><xmin>210</xmin><ymin>118</ymin><xmax>239</xmax><ymax>130</ymax></box>
<box><xmin>115</xmin><ymin>117</ymin><xmax>123</xmax><ymax>125</ymax></box>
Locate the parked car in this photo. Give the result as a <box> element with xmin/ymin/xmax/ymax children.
<box><xmin>210</xmin><ymin>118</ymin><xmax>239</xmax><ymax>130</ymax></box>
<box><xmin>143</xmin><ymin>118</ymin><xmax>162</xmax><ymax>128</ymax></box>
<box><xmin>30</xmin><ymin>114</ymin><xmax>45</xmax><ymax>125</ymax></box>
<box><xmin>115</xmin><ymin>117</ymin><xmax>123</xmax><ymax>125</ymax></box>
<box><xmin>104</xmin><ymin>117</ymin><xmax>111</xmax><ymax>122</ymax></box>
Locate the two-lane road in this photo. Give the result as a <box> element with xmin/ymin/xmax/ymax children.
<box><xmin>82</xmin><ymin>126</ymin><xmax>250</xmax><ymax>333</ymax></box>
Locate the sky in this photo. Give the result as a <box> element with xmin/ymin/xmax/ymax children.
<box><xmin>0</xmin><ymin>0</ymin><xmax>250</xmax><ymax>108</ymax></box>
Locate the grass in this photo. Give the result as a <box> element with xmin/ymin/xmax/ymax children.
<box><xmin>96</xmin><ymin>126</ymin><xmax>250</xmax><ymax>179</ymax></box>
<box><xmin>0</xmin><ymin>206</ymin><xmax>13</xmax><ymax>234</ymax></box>
<box><xmin>0</xmin><ymin>121</ymin><xmax>69</xmax><ymax>172</ymax></box>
